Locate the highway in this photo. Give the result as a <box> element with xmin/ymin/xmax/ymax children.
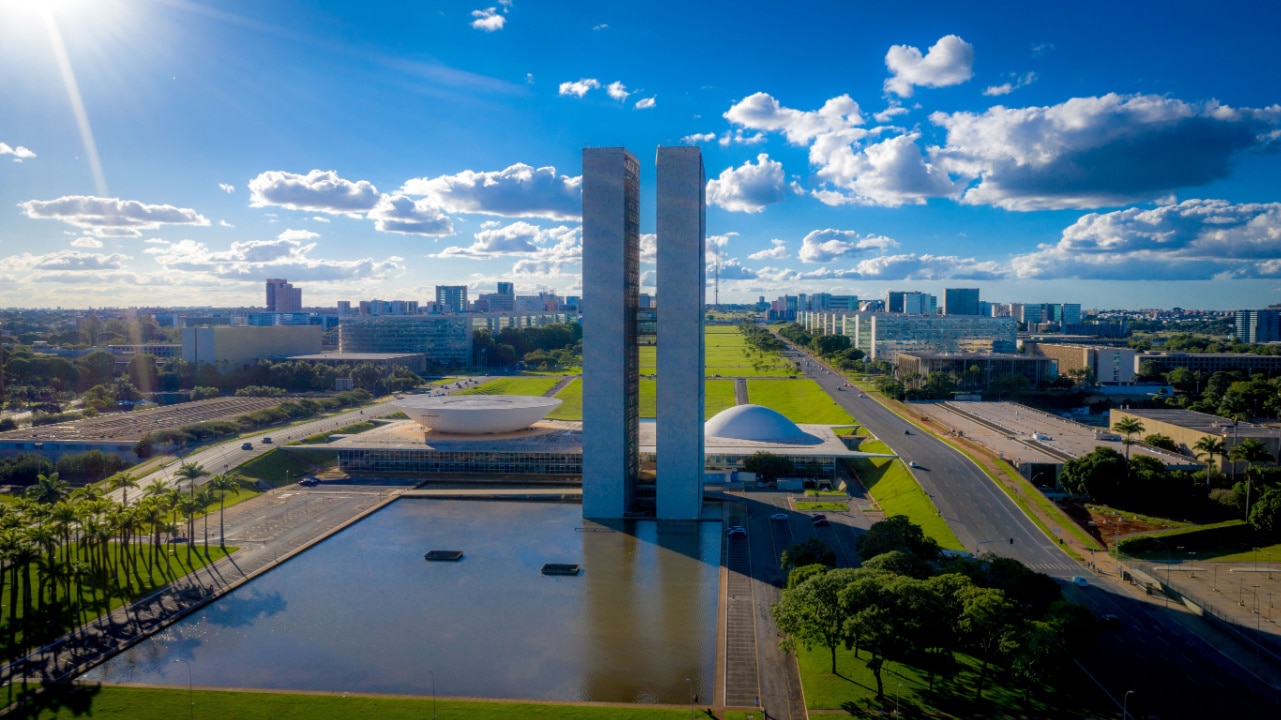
<box><xmin>781</xmin><ymin>345</ymin><xmax>1281</xmax><ymax>718</ymax></box>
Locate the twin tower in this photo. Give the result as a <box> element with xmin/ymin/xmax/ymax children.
<box><xmin>581</xmin><ymin>147</ymin><xmax>705</xmax><ymax>520</ymax></box>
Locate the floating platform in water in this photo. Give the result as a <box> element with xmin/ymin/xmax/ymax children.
<box><xmin>541</xmin><ymin>563</ymin><xmax>581</xmax><ymax>576</ymax></box>
<box><xmin>424</xmin><ymin>550</ymin><xmax>464</xmax><ymax>561</ymax></box>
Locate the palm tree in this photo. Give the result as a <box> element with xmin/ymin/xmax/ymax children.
<box><xmin>206</xmin><ymin>474</ymin><xmax>243</xmax><ymax>544</ymax></box>
<box><xmin>1193</xmin><ymin>436</ymin><xmax>1226</xmax><ymax>488</ymax></box>
<box><xmin>174</xmin><ymin>462</ymin><xmax>207</xmax><ymax>499</ymax></box>
<box><xmin>106</xmin><ymin>471</ymin><xmax>140</xmax><ymax>506</ymax></box>
<box><xmin>1112</xmin><ymin>417</ymin><xmax>1146</xmax><ymax>464</ymax></box>
<box><xmin>26</xmin><ymin>472</ymin><xmax>70</xmax><ymax>505</ymax></box>
<box><xmin>1229</xmin><ymin>439</ymin><xmax>1275</xmax><ymax>519</ymax></box>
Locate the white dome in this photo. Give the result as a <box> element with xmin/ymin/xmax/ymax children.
<box><xmin>704</xmin><ymin>404</ymin><xmax>817</xmax><ymax>444</ymax></box>
<box><xmin>392</xmin><ymin>395</ymin><xmax>561</xmax><ymax>434</ymax></box>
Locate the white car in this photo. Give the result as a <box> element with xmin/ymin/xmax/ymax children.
<box><xmin>770</xmin><ymin>513</ymin><xmax>789</xmax><ymax>521</ymax></box>
<box><xmin>908</xmin><ymin>460</ymin><xmax>919</xmax><ymax>468</ymax></box>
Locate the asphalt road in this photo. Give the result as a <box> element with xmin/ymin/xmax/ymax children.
<box><xmin>782</xmin><ymin>346</ymin><xmax>1281</xmax><ymax>719</ymax></box>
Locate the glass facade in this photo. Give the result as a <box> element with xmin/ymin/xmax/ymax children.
<box><xmin>801</xmin><ymin>312</ymin><xmax>1016</xmax><ymax>362</ymax></box>
<box><xmin>338</xmin><ymin>316</ymin><xmax>472</xmax><ymax>365</ymax></box>
<box><xmin>339</xmin><ymin>448</ymin><xmax>581</xmax><ymax>475</ymax></box>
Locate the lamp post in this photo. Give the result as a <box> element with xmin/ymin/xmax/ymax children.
<box><xmin>975</xmin><ymin>539</ymin><xmax>998</xmax><ymax>556</ymax></box>
<box><xmin>428</xmin><ymin>669</ymin><xmax>436</xmax><ymax>720</ymax></box>
<box><xmin>1123</xmin><ymin>690</ymin><xmax>1134</xmax><ymax>719</ymax></box>
<box><xmin>685</xmin><ymin>677</ymin><xmax>694</xmax><ymax>720</ymax></box>
<box><xmin>172</xmin><ymin>659</ymin><xmax>193</xmax><ymax>720</ymax></box>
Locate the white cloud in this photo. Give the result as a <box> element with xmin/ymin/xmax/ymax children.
<box><xmin>797</xmin><ymin>229</ymin><xmax>899</xmax><ymax>263</ymax></box>
<box><xmin>311</xmin><ymin>216</ymin><xmax>330</xmax><ymax>223</ymax></box>
<box><xmin>431</xmin><ymin>221</ymin><xmax>577</xmax><ymax>260</ymax></box>
<box><xmin>635</xmin><ymin>97</ymin><xmax>656</xmax><ymax>110</ymax></box>
<box><xmin>810</xmin><ymin>132</ymin><xmax>959</xmax><ymax>207</ymax></box>
<box><xmin>1011</xmin><ymin>198</ymin><xmax>1281</xmax><ymax>279</ymax></box>
<box><xmin>640</xmin><ymin>269</ymin><xmax>656</xmax><ymax>287</ymax></box>
<box><xmin>715</xmin><ymin>258</ymin><xmax>758</xmax><ymax>280</ymax></box>
<box><xmin>248</xmin><ymin>169</ymin><xmax>380</xmax><ymax>215</ymax></box>
<box><xmin>639</xmin><ymin>233</ymin><xmax>657</xmax><ymax>264</ymax></box>
<box><xmin>748</xmin><ymin>239</ymin><xmax>789</xmax><ymax>260</ymax></box>
<box><xmin>983</xmin><ymin>72</ymin><xmax>1037</xmax><ymax>97</ymax></box>
<box><xmin>70</xmin><ymin>237</ymin><xmax>103</xmax><ymax>249</ymax></box>
<box><xmin>147</xmin><ymin>237</ymin><xmax>402</xmax><ymax>282</ymax></box>
<box><xmin>276</xmin><ymin>228</ymin><xmax>320</xmax><ymax>242</ymax></box>
<box><xmin>706</xmin><ymin>232</ymin><xmax>739</xmax><ymax>264</ymax></box>
<box><xmin>593</xmin><ymin>23</ymin><xmax>608</xmax><ymax>31</ymax></box>
<box><xmin>400</xmin><ymin>163</ymin><xmax>581</xmax><ymax>221</ymax></box>
<box><xmin>367</xmin><ymin>195</ymin><xmax>455</xmax><ymax>236</ymax></box>
<box><xmin>558</xmin><ymin>78</ymin><xmax>600</xmax><ymax>97</ymax></box>
<box><xmin>706</xmin><ymin>153</ymin><xmax>787</xmax><ymax>213</ymax></box>
<box><xmin>0</xmin><ymin>249</ymin><xmax>130</xmax><ymax>274</ymax></box>
<box><xmin>724</xmin><ymin>92</ymin><xmax>864</xmax><ymax>145</ymax></box>
<box><xmin>509</xmin><ymin>226</ymin><xmax>583</xmax><ymax>277</ymax></box>
<box><xmin>218</xmin><ymin>183</ymin><xmax>235</xmax><ymax>194</ymax></box>
<box><xmin>470</xmin><ymin>7</ymin><xmax>505</xmax><ymax>31</ymax></box>
<box><xmin>718</xmin><ymin>130</ymin><xmax>765</xmax><ymax>147</ymax></box>
<box><xmin>0</xmin><ymin>142</ymin><xmax>36</xmax><ymax>160</ymax></box>
<box><xmin>931</xmin><ymin>93</ymin><xmax>1281</xmax><ymax>210</ymax></box>
<box><xmin>873</xmin><ymin>105</ymin><xmax>910</xmax><ymax>123</ymax></box>
<box><xmin>884</xmin><ymin>34</ymin><xmax>975</xmax><ymax>98</ymax></box>
<box><xmin>19</xmin><ymin>195</ymin><xmax>210</xmax><ymax>238</ymax></box>
<box><xmin>219</xmin><ymin>219</ymin><xmax>234</xmax><ymax>228</ymax></box>
<box><xmin>607</xmin><ymin>81</ymin><xmax>630</xmax><ymax>101</ymax></box>
<box><xmin>681</xmin><ymin>132</ymin><xmax>717</xmax><ymax>145</ymax></box>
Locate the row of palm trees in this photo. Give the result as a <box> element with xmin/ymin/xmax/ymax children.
<box><xmin>0</xmin><ymin>463</ymin><xmax>245</xmax><ymax>661</ymax></box>
<box><xmin>1113</xmin><ymin>416</ymin><xmax>1275</xmax><ymax>515</ymax></box>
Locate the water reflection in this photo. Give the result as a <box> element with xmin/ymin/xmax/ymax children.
<box><xmin>86</xmin><ymin>499</ymin><xmax>720</xmax><ymax>703</ymax></box>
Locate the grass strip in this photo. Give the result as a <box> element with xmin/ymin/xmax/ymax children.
<box><xmin>793</xmin><ymin>501</ymin><xmax>849</xmax><ymax>511</ymax></box>
<box><xmin>455</xmin><ymin>377</ymin><xmax>561</xmax><ymax>397</ymax></box>
<box><xmin>546</xmin><ymin>378</ymin><xmax>582</xmax><ymax>420</ymax></box>
<box><xmin>746</xmin><ymin>379</ymin><xmax>854</xmax><ymax>424</ymax></box>
<box><xmin>853</xmin><ymin>458</ymin><xmax>963</xmax><ymax>552</ymax></box>
<box><xmin>5</xmin><ymin>686</ymin><xmax>703</xmax><ymax>720</ymax></box>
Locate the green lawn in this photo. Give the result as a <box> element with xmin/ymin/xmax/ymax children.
<box><xmin>546</xmin><ymin>378</ymin><xmax>582</xmax><ymax>420</ymax></box>
<box><xmin>793</xmin><ymin>640</ymin><xmax>1103</xmax><ymax>718</ymax></box>
<box><xmin>856</xmin><ymin>439</ymin><xmax>891</xmax><ymax>454</ymax></box>
<box><xmin>456</xmin><ymin>377</ymin><xmax>562</xmax><ymax>396</ymax></box>
<box><xmin>794</xmin><ymin>501</ymin><xmax>849</xmax><ymax>511</ymax></box>
<box><xmin>6</xmin><ymin>686</ymin><xmax>701</xmax><ymax>720</ymax></box>
<box><xmin>298</xmin><ymin>421</ymin><xmax>376</xmax><ymax>444</ymax></box>
<box><xmin>705</xmin><ymin>379</ymin><xmax>735</xmax><ymax>418</ymax></box>
<box><xmin>546</xmin><ymin>379</ymin><xmax>734</xmax><ymax>421</ymax></box>
<box><xmin>638</xmin><ymin>328</ymin><xmax>795</xmax><ymax>377</ymax></box>
<box><xmin>746</xmin><ymin>379</ymin><xmax>854</xmax><ymax>424</ymax></box>
<box><xmin>853</xmin><ymin>457</ymin><xmax>964</xmax><ymax>552</ymax></box>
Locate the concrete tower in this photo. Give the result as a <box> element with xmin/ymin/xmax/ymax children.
<box><xmin>581</xmin><ymin>147</ymin><xmax>641</xmax><ymax>519</ymax></box>
<box><xmin>655</xmin><ymin>146</ymin><xmax>705</xmax><ymax>520</ymax></box>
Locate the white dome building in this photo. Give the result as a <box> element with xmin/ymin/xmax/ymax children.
<box><xmin>391</xmin><ymin>395</ymin><xmax>561</xmax><ymax>434</ymax></box>
<box><xmin>704</xmin><ymin>404</ymin><xmax>822</xmax><ymax>445</ymax></box>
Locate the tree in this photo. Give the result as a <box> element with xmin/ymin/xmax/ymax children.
<box><xmin>1193</xmin><ymin>436</ymin><xmax>1226</xmax><ymax>488</ymax></box>
<box><xmin>772</xmin><ymin>568</ymin><xmax>858</xmax><ymax>673</ymax></box>
<box><xmin>1059</xmin><ymin>447</ymin><xmax>1127</xmax><ymax>503</ymax></box>
<box><xmin>26</xmin><ymin>472</ymin><xmax>69</xmax><ymax>505</ymax></box>
<box><xmin>207</xmin><ymin>474</ymin><xmax>243</xmax><ymax>544</ymax></box>
<box><xmin>956</xmin><ymin>586</ymin><xmax>1018</xmax><ymax>701</ymax></box>
<box><xmin>1229</xmin><ymin>439</ymin><xmax>1275</xmax><ymax>518</ymax></box>
<box><xmin>780</xmin><ymin>536</ymin><xmax>836</xmax><ymax>573</ymax></box>
<box><xmin>1249</xmin><ymin>485</ymin><xmax>1281</xmax><ymax>536</ymax></box>
<box><xmin>106</xmin><ymin>471</ymin><xmax>140</xmax><ymax>506</ymax></box>
<box><xmin>1143</xmin><ymin>433</ymin><xmax>1178</xmax><ymax>452</ymax></box>
<box><xmin>77</xmin><ymin>350</ymin><xmax>117</xmax><ymax>391</ymax></box>
<box><xmin>1112</xmin><ymin>417</ymin><xmax>1145</xmax><ymax>464</ymax></box>
<box><xmin>856</xmin><ymin>515</ymin><xmax>939</xmax><ymax>563</ymax></box>
<box><xmin>743</xmin><ymin>452</ymin><xmax>793</xmax><ymax>482</ymax></box>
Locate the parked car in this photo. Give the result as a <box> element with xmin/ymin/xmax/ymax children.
<box><xmin>241</xmin><ymin>442</ymin><xmax>253</xmax><ymax>450</ymax></box>
<box><xmin>297</xmin><ymin>477</ymin><xmax>320</xmax><ymax>487</ymax></box>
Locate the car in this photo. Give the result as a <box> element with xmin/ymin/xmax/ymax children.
<box><xmin>1072</xmin><ymin>576</ymin><xmax>1090</xmax><ymax>587</ymax></box>
<box><xmin>904</xmin><ymin>429</ymin><xmax>911</xmax><ymax>435</ymax></box>
<box><xmin>858</xmin><ymin>393</ymin><xmax>867</xmax><ymax>398</ymax></box>
<box><xmin>770</xmin><ymin>512</ymin><xmax>789</xmax><ymax>521</ymax></box>
<box><xmin>297</xmin><ymin>477</ymin><xmax>320</xmax><ymax>487</ymax></box>
<box><xmin>727</xmin><ymin>526</ymin><xmax>747</xmax><ymax>539</ymax></box>
<box><xmin>262</xmin><ymin>437</ymin><xmax>273</xmax><ymax>444</ymax></box>
<box><xmin>908</xmin><ymin>460</ymin><xmax>919</xmax><ymax>468</ymax></box>
<box><xmin>811</xmin><ymin>517</ymin><xmax>830</xmax><ymax>527</ymax></box>
<box><xmin>810</xmin><ymin>514</ymin><xmax>827</xmax><ymax>521</ymax></box>
<box><xmin>241</xmin><ymin>442</ymin><xmax>253</xmax><ymax>450</ymax></box>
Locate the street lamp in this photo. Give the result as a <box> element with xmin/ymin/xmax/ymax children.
<box><xmin>428</xmin><ymin>669</ymin><xmax>436</xmax><ymax>720</ymax></box>
<box><xmin>172</xmin><ymin>658</ymin><xmax>193</xmax><ymax>720</ymax></box>
<box><xmin>975</xmin><ymin>539</ymin><xmax>998</xmax><ymax>556</ymax></box>
<box><xmin>1123</xmin><ymin>690</ymin><xmax>1134</xmax><ymax>719</ymax></box>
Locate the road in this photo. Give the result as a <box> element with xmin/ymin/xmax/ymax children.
<box><xmin>782</xmin><ymin>345</ymin><xmax>1281</xmax><ymax>719</ymax></box>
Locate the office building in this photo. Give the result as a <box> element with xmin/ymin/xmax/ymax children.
<box><xmin>265</xmin><ymin>278</ymin><xmax>302</xmax><ymax>312</ymax></box>
<box><xmin>1235</xmin><ymin>308</ymin><xmax>1281</xmax><ymax>344</ymax></box>
<box><xmin>338</xmin><ymin>315</ymin><xmax>472</xmax><ymax>366</ymax></box>
<box><xmin>814</xmin><ymin>313</ymin><xmax>1016</xmax><ymax>362</ymax></box>
<box><xmin>1060</xmin><ymin>303</ymin><xmax>1082</xmax><ymax>326</ymax></box>
<box><xmin>435</xmin><ymin>285</ymin><xmax>469</xmax><ymax>314</ymax></box>
<box><xmin>581</xmin><ymin>147</ymin><xmax>641</xmax><ymax>519</ymax></box>
<box><xmin>944</xmin><ymin>288</ymin><xmax>981</xmax><ymax>316</ymax></box>
<box><xmin>182</xmin><ymin>325</ymin><xmax>321</xmax><ymax>368</ymax></box>
<box><xmin>656</xmin><ymin>146</ymin><xmax>705</xmax><ymax>520</ymax></box>
<box><xmin>1136</xmin><ymin>352</ymin><xmax>1281</xmax><ymax>379</ymax></box>
<box><xmin>1024</xmin><ymin>343</ymin><xmax>1136</xmax><ymax>385</ymax></box>
<box><xmin>886</xmin><ymin>291</ymin><xmax>935</xmax><ymax>315</ymax></box>
<box><xmin>496</xmin><ymin>282</ymin><xmax>514</xmax><ymax>296</ymax></box>
<box><xmin>895</xmin><ymin>352</ymin><xmax>1054</xmax><ymax>389</ymax></box>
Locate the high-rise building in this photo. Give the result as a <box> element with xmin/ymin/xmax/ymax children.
<box><xmin>496</xmin><ymin>282</ymin><xmax>514</xmax><ymax>296</ymax></box>
<box><xmin>944</xmin><ymin>288</ymin><xmax>980</xmax><ymax>315</ymax></box>
<box><xmin>656</xmin><ymin>146</ymin><xmax>705</xmax><ymax>521</ymax></box>
<box><xmin>265</xmin><ymin>278</ymin><xmax>301</xmax><ymax>312</ymax></box>
<box><xmin>435</xmin><ymin>285</ymin><xmax>469</xmax><ymax>314</ymax></box>
<box><xmin>581</xmin><ymin>147</ymin><xmax>641</xmax><ymax>519</ymax></box>
<box><xmin>1060</xmin><ymin>303</ymin><xmax>1082</xmax><ymax>326</ymax></box>
<box><xmin>887</xmin><ymin>290</ymin><xmax>934</xmax><ymax>314</ymax></box>
<box><xmin>1235</xmin><ymin>308</ymin><xmax>1281</xmax><ymax>344</ymax></box>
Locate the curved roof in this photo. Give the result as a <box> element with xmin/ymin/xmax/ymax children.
<box><xmin>704</xmin><ymin>404</ymin><xmax>821</xmax><ymax>445</ymax></box>
<box><xmin>391</xmin><ymin>394</ymin><xmax>561</xmax><ymax>434</ymax></box>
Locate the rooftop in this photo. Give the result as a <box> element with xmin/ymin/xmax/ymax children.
<box><xmin>1115</xmin><ymin>408</ymin><xmax>1279</xmax><ymax>438</ymax></box>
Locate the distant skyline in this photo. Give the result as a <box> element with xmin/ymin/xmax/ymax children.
<box><xmin>2</xmin><ymin>0</ymin><xmax>1280</xmax><ymax>310</ymax></box>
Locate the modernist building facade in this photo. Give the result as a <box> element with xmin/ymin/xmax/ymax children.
<box><xmin>655</xmin><ymin>146</ymin><xmax>706</xmax><ymax>520</ymax></box>
<box><xmin>581</xmin><ymin>147</ymin><xmax>642</xmax><ymax>519</ymax></box>
<box><xmin>338</xmin><ymin>315</ymin><xmax>472</xmax><ymax>366</ymax></box>
<box><xmin>798</xmin><ymin>311</ymin><xmax>1017</xmax><ymax>362</ymax></box>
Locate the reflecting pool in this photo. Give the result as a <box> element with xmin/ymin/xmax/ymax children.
<box><xmin>86</xmin><ymin>499</ymin><xmax>721</xmax><ymax>704</ymax></box>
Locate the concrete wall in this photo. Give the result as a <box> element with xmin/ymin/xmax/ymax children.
<box><xmin>656</xmin><ymin>146</ymin><xmax>705</xmax><ymax>520</ymax></box>
<box><xmin>581</xmin><ymin>147</ymin><xmax>640</xmax><ymax>519</ymax></box>
<box><xmin>182</xmin><ymin>325</ymin><xmax>322</xmax><ymax>367</ymax></box>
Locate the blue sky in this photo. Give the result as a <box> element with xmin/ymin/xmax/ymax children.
<box><xmin>3</xmin><ymin>0</ymin><xmax>1281</xmax><ymax>310</ymax></box>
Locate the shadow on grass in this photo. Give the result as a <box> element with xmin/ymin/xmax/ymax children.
<box><xmin>5</xmin><ymin>682</ymin><xmax>103</xmax><ymax>719</ymax></box>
